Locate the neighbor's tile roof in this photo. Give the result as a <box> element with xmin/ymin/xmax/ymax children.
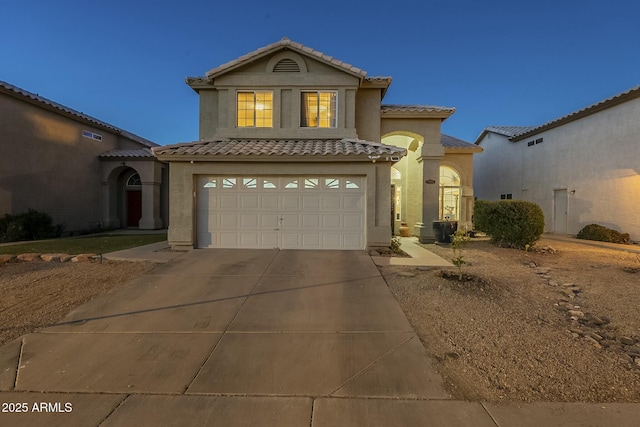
<box><xmin>441</xmin><ymin>134</ymin><xmax>481</xmax><ymax>150</ymax></box>
<box><xmin>0</xmin><ymin>80</ymin><xmax>158</xmax><ymax>148</ymax></box>
<box><xmin>205</xmin><ymin>37</ymin><xmax>366</xmax><ymax>79</ymax></box>
<box><xmin>473</xmin><ymin>126</ymin><xmax>536</xmax><ymax>145</ymax></box>
<box><xmin>510</xmin><ymin>85</ymin><xmax>640</xmax><ymax>141</ymax></box>
<box><xmin>152</xmin><ymin>139</ymin><xmax>406</xmax><ymax>158</ymax></box>
<box><xmin>381</xmin><ymin>104</ymin><xmax>456</xmax><ymax>114</ymax></box>
<box><xmin>99</xmin><ymin>148</ymin><xmax>154</xmax><ymax>158</ymax></box>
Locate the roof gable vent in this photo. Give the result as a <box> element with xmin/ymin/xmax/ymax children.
<box><xmin>273</xmin><ymin>58</ymin><xmax>300</xmax><ymax>72</ymax></box>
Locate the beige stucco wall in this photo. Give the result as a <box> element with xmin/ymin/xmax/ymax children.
<box><xmin>0</xmin><ymin>94</ymin><xmax>117</xmax><ymax>231</ymax></box>
<box><xmin>0</xmin><ymin>92</ymin><xmax>165</xmax><ymax>233</ymax></box>
<box><xmin>475</xmin><ymin>97</ymin><xmax>640</xmax><ymax>241</ymax></box>
<box><xmin>473</xmin><ymin>132</ymin><xmax>523</xmax><ymax>200</ymax></box>
<box><xmin>165</xmin><ymin>160</ymin><xmax>393</xmax><ymax>250</ymax></box>
<box><xmin>197</xmin><ymin>52</ymin><xmax>361</xmax><ymax>141</ymax></box>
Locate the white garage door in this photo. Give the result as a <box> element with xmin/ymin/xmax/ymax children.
<box><xmin>196</xmin><ymin>176</ymin><xmax>366</xmax><ymax>249</ymax></box>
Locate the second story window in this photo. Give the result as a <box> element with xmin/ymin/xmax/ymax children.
<box><xmin>301</xmin><ymin>91</ymin><xmax>337</xmax><ymax>128</ymax></box>
<box><xmin>237</xmin><ymin>91</ymin><xmax>273</xmax><ymax>127</ymax></box>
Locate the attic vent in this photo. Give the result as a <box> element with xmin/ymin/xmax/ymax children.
<box><xmin>273</xmin><ymin>58</ymin><xmax>300</xmax><ymax>72</ymax></box>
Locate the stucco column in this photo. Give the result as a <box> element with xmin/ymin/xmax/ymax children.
<box><xmin>139</xmin><ymin>182</ymin><xmax>163</xmax><ymax>229</ymax></box>
<box><xmin>416</xmin><ymin>142</ymin><xmax>444</xmax><ymax>243</ymax></box>
<box><xmin>101</xmin><ymin>181</ymin><xmax>120</xmax><ymax>229</ymax></box>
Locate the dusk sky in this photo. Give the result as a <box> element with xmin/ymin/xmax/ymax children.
<box><xmin>2</xmin><ymin>0</ymin><xmax>638</xmax><ymax>145</ymax></box>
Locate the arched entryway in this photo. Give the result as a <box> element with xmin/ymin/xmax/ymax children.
<box><xmin>439</xmin><ymin>166</ymin><xmax>461</xmax><ymax>221</ymax></box>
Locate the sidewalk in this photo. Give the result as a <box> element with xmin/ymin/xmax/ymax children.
<box><xmin>371</xmin><ymin>237</ymin><xmax>452</xmax><ymax>267</ymax></box>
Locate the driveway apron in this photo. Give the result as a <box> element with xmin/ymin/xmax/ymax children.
<box><xmin>1</xmin><ymin>249</ymin><xmax>454</xmax><ymax>426</ymax></box>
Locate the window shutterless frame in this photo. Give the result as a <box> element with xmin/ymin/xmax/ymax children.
<box><xmin>300</xmin><ymin>91</ymin><xmax>337</xmax><ymax>128</ymax></box>
<box><xmin>237</xmin><ymin>91</ymin><xmax>273</xmax><ymax>127</ymax></box>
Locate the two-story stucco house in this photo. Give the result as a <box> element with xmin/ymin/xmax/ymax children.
<box><xmin>474</xmin><ymin>85</ymin><xmax>640</xmax><ymax>242</ymax></box>
<box><xmin>153</xmin><ymin>38</ymin><xmax>481</xmax><ymax>250</ymax></box>
<box><xmin>0</xmin><ymin>80</ymin><xmax>167</xmax><ymax>235</ymax></box>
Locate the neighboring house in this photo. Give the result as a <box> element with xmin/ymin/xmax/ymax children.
<box><xmin>153</xmin><ymin>38</ymin><xmax>481</xmax><ymax>250</ymax></box>
<box><xmin>474</xmin><ymin>86</ymin><xmax>640</xmax><ymax>241</ymax></box>
<box><xmin>0</xmin><ymin>80</ymin><xmax>168</xmax><ymax>234</ymax></box>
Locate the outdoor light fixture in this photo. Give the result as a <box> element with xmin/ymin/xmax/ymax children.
<box><xmin>368</xmin><ymin>154</ymin><xmax>380</xmax><ymax>163</ymax></box>
<box><xmin>570</xmin><ymin>189</ymin><xmax>576</xmax><ymax>194</ymax></box>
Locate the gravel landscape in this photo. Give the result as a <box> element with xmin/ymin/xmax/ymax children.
<box><xmin>383</xmin><ymin>237</ymin><xmax>640</xmax><ymax>402</ymax></box>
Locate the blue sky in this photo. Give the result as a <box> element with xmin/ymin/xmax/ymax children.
<box><xmin>2</xmin><ymin>0</ymin><xmax>638</xmax><ymax>145</ymax></box>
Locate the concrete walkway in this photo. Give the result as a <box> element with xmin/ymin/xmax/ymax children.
<box><xmin>1</xmin><ymin>246</ymin><xmax>638</xmax><ymax>426</ymax></box>
<box><xmin>372</xmin><ymin>237</ymin><xmax>452</xmax><ymax>267</ymax></box>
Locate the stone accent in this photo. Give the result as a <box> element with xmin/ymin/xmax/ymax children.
<box><xmin>41</xmin><ymin>253</ymin><xmax>71</xmax><ymax>262</ymax></box>
<box><xmin>0</xmin><ymin>254</ymin><xmax>16</xmax><ymax>265</ymax></box>
<box><xmin>534</xmin><ymin>261</ymin><xmax>640</xmax><ymax>368</ymax></box>
<box><xmin>71</xmin><ymin>254</ymin><xmax>99</xmax><ymax>263</ymax></box>
<box><xmin>17</xmin><ymin>253</ymin><xmax>42</xmax><ymax>262</ymax></box>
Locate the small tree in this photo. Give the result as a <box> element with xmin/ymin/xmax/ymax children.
<box><xmin>450</xmin><ymin>229</ymin><xmax>470</xmax><ymax>280</ymax></box>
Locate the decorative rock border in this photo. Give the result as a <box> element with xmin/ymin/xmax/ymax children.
<box><xmin>528</xmin><ymin>261</ymin><xmax>640</xmax><ymax>368</ymax></box>
<box><xmin>0</xmin><ymin>253</ymin><xmax>100</xmax><ymax>264</ymax></box>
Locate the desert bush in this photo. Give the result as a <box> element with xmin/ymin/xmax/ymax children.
<box><xmin>474</xmin><ymin>200</ymin><xmax>544</xmax><ymax>248</ymax></box>
<box><xmin>0</xmin><ymin>209</ymin><xmax>64</xmax><ymax>243</ymax></box>
<box><xmin>577</xmin><ymin>223</ymin><xmax>630</xmax><ymax>244</ymax></box>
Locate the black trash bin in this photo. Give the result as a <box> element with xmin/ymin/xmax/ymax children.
<box><xmin>432</xmin><ymin>220</ymin><xmax>458</xmax><ymax>243</ymax></box>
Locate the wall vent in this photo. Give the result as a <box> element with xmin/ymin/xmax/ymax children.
<box><xmin>273</xmin><ymin>58</ymin><xmax>300</xmax><ymax>72</ymax></box>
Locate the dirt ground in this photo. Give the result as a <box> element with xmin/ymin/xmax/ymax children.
<box><xmin>0</xmin><ymin>260</ymin><xmax>154</xmax><ymax>346</ymax></box>
<box><xmin>2</xmin><ymin>239</ymin><xmax>640</xmax><ymax>403</ymax></box>
<box><xmin>382</xmin><ymin>237</ymin><xmax>640</xmax><ymax>403</ymax></box>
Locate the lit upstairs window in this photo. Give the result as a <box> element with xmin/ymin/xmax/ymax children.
<box><xmin>237</xmin><ymin>91</ymin><xmax>273</xmax><ymax>127</ymax></box>
<box><xmin>301</xmin><ymin>91</ymin><xmax>337</xmax><ymax>128</ymax></box>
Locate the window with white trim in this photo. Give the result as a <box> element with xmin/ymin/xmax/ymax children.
<box><xmin>300</xmin><ymin>91</ymin><xmax>337</xmax><ymax>128</ymax></box>
<box><xmin>237</xmin><ymin>91</ymin><xmax>273</xmax><ymax>127</ymax></box>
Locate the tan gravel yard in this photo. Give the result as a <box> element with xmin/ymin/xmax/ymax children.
<box><xmin>382</xmin><ymin>237</ymin><xmax>640</xmax><ymax>403</ymax></box>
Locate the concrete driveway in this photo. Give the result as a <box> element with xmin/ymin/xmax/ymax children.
<box><xmin>5</xmin><ymin>248</ymin><xmax>635</xmax><ymax>426</ymax></box>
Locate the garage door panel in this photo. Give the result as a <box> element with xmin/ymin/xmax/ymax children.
<box><xmin>322</xmin><ymin>195</ymin><xmax>341</xmax><ymax>209</ymax></box>
<box><xmin>343</xmin><ymin>214</ymin><xmax>363</xmax><ymax>229</ymax></box>
<box><xmin>240</xmin><ymin>214</ymin><xmax>259</xmax><ymax>228</ymax></box>
<box><xmin>240</xmin><ymin>195</ymin><xmax>259</xmax><ymax>209</ymax></box>
<box><xmin>302</xmin><ymin>195</ymin><xmax>321</xmax><ymax>210</ymax></box>
<box><xmin>302</xmin><ymin>214</ymin><xmax>320</xmax><ymax>228</ymax></box>
<box><xmin>261</xmin><ymin>195</ymin><xmax>279</xmax><ymax>209</ymax></box>
<box><xmin>197</xmin><ymin>175</ymin><xmax>365</xmax><ymax>249</ymax></box>
<box><xmin>261</xmin><ymin>233</ymin><xmax>279</xmax><ymax>247</ymax></box>
<box><xmin>220</xmin><ymin>214</ymin><xmax>238</xmax><ymax>228</ymax></box>
<box><xmin>343</xmin><ymin>195</ymin><xmax>363</xmax><ymax>209</ymax></box>
<box><xmin>322</xmin><ymin>214</ymin><xmax>341</xmax><ymax>228</ymax></box>
<box><xmin>220</xmin><ymin>195</ymin><xmax>238</xmax><ymax>209</ymax></box>
<box><xmin>282</xmin><ymin>195</ymin><xmax>301</xmax><ymax>210</ymax></box>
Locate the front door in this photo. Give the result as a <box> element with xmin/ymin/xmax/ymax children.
<box><xmin>127</xmin><ymin>190</ymin><xmax>142</xmax><ymax>227</ymax></box>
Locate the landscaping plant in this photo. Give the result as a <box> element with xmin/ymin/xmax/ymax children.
<box><xmin>577</xmin><ymin>223</ymin><xmax>630</xmax><ymax>244</ymax></box>
<box><xmin>450</xmin><ymin>229</ymin><xmax>470</xmax><ymax>280</ymax></box>
<box><xmin>474</xmin><ymin>200</ymin><xmax>544</xmax><ymax>249</ymax></box>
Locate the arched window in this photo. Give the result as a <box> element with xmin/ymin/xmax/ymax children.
<box><xmin>127</xmin><ymin>173</ymin><xmax>141</xmax><ymax>186</ymax></box>
<box><xmin>439</xmin><ymin>166</ymin><xmax>461</xmax><ymax>220</ymax></box>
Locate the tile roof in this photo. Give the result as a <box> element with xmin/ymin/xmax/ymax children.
<box><xmin>0</xmin><ymin>80</ymin><xmax>158</xmax><ymax>148</ymax></box>
<box><xmin>204</xmin><ymin>38</ymin><xmax>367</xmax><ymax>79</ymax></box>
<box><xmin>510</xmin><ymin>85</ymin><xmax>640</xmax><ymax>141</ymax></box>
<box><xmin>474</xmin><ymin>126</ymin><xmax>535</xmax><ymax>145</ymax></box>
<box><xmin>441</xmin><ymin>134</ymin><xmax>481</xmax><ymax>151</ymax></box>
<box><xmin>381</xmin><ymin>104</ymin><xmax>456</xmax><ymax>114</ymax></box>
<box><xmin>99</xmin><ymin>148</ymin><xmax>154</xmax><ymax>158</ymax></box>
<box><xmin>152</xmin><ymin>139</ymin><xmax>406</xmax><ymax>159</ymax></box>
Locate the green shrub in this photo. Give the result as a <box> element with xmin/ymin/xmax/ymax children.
<box><xmin>577</xmin><ymin>224</ymin><xmax>630</xmax><ymax>244</ymax></box>
<box><xmin>0</xmin><ymin>209</ymin><xmax>65</xmax><ymax>243</ymax></box>
<box><xmin>474</xmin><ymin>200</ymin><xmax>544</xmax><ymax>249</ymax></box>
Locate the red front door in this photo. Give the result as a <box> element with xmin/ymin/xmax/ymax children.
<box><xmin>127</xmin><ymin>190</ymin><xmax>142</xmax><ymax>227</ymax></box>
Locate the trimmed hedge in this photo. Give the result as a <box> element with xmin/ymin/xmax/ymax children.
<box><xmin>474</xmin><ymin>200</ymin><xmax>545</xmax><ymax>248</ymax></box>
<box><xmin>0</xmin><ymin>209</ymin><xmax>65</xmax><ymax>243</ymax></box>
<box><xmin>577</xmin><ymin>224</ymin><xmax>630</xmax><ymax>244</ymax></box>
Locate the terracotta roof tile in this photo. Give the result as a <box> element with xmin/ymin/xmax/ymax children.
<box><xmin>205</xmin><ymin>38</ymin><xmax>366</xmax><ymax>79</ymax></box>
<box><xmin>99</xmin><ymin>148</ymin><xmax>154</xmax><ymax>158</ymax></box>
<box><xmin>381</xmin><ymin>104</ymin><xmax>456</xmax><ymax>114</ymax></box>
<box><xmin>0</xmin><ymin>80</ymin><xmax>158</xmax><ymax>148</ymax></box>
<box><xmin>441</xmin><ymin>134</ymin><xmax>478</xmax><ymax>149</ymax></box>
<box><xmin>153</xmin><ymin>139</ymin><xmax>406</xmax><ymax>158</ymax></box>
